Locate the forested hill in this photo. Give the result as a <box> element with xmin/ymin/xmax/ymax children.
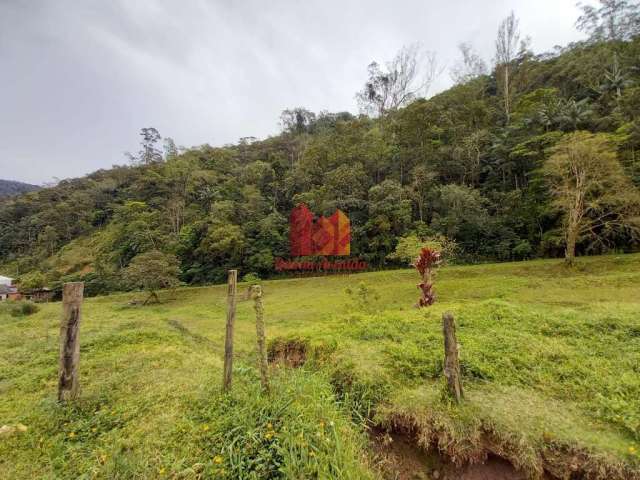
<box><xmin>1</xmin><ymin>25</ymin><xmax>640</xmax><ymax>295</ymax></box>
<box><xmin>0</xmin><ymin>179</ymin><xmax>39</xmax><ymax>198</ymax></box>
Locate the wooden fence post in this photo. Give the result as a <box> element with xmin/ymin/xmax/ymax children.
<box><xmin>58</xmin><ymin>282</ymin><xmax>84</xmax><ymax>402</ymax></box>
<box><xmin>222</xmin><ymin>270</ymin><xmax>237</xmax><ymax>392</ymax></box>
<box><xmin>442</xmin><ymin>311</ymin><xmax>463</xmax><ymax>403</ymax></box>
<box><xmin>251</xmin><ymin>285</ymin><xmax>269</xmax><ymax>393</ymax></box>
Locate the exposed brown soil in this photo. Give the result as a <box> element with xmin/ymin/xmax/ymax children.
<box><xmin>452</xmin><ymin>457</ymin><xmax>531</xmax><ymax>480</ymax></box>
<box><xmin>267</xmin><ymin>338</ymin><xmax>308</xmax><ymax>367</ymax></box>
<box><xmin>379</xmin><ymin>411</ymin><xmax>640</xmax><ymax>480</ymax></box>
<box><xmin>369</xmin><ymin>427</ymin><xmax>551</xmax><ymax>480</ymax></box>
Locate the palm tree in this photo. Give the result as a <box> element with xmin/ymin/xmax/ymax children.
<box><xmin>559</xmin><ymin>98</ymin><xmax>593</xmax><ymax>131</ymax></box>
<box><xmin>536</xmin><ymin>99</ymin><xmax>565</xmax><ymax>132</ymax></box>
<box><xmin>600</xmin><ymin>54</ymin><xmax>632</xmax><ymax>106</ymax></box>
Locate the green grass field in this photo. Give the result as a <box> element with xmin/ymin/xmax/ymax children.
<box><xmin>1</xmin><ymin>254</ymin><xmax>640</xmax><ymax>479</ymax></box>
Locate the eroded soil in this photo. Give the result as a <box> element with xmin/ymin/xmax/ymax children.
<box><xmin>370</xmin><ymin>427</ymin><xmax>543</xmax><ymax>480</ymax></box>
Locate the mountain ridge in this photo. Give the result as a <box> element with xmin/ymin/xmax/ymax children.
<box><xmin>0</xmin><ymin>179</ymin><xmax>40</xmax><ymax>198</ymax></box>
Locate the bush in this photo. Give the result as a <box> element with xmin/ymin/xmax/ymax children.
<box><xmin>513</xmin><ymin>240</ymin><xmax>533</xmax><ymax>259</ymax></box>
<box><xmin>10</xmin><ymin>301</ymin><xmax>40</xmax><ymax>317</ymax></box>
<box><xmin>241</xmin><ymin>272</ymin><xmax>261</xmax><ymax>284</ymax></box>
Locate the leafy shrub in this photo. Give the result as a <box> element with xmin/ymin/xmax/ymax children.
<box><xmin>242</xmin><ymin>272</ymin><xmax>261</xmax><ymax>284</ymax></box>
<box><xmin>513</xmin><ymin>240</ymin><xmax>532</xmax><ymax>259</ymax></box>
<box><xmin>10</xmin><ymin>301</ymin><xmax>40</xmax><ymax>317</ymax></box>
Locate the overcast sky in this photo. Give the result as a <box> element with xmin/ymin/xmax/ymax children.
<box><xmin>0</xmin><ymin>0</ymin><xmax>587</xmax><ymax>185</ymax></box>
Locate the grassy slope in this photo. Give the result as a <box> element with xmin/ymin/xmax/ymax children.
<box><xmin>1</xmin><ymin>254</ymin><xmax>639</xmax><ymax>479</ymax></box>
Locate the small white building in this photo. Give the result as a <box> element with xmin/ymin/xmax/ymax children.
<box><xmin>0</xmin><ymin>276</ymin><xmax>14</xmax><ymax>301</ymax></box>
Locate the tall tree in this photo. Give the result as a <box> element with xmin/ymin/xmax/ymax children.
<box><xmin>408</xmin><ymin>164</ymin><xmax>436</xmax><ymax>222</ymax></box>
<box><xmin>163</xmin><ymin>137</ymin><xmax>179</xmax><ymax>160</ymax></box>
<box><xmin>356</xmin><ymin>44</ymin><xmax>439</xmax><ymax>116</ymax></box>
<box><xmin>543</xmin><ymin>131</ymin><xmax>640</xmax><ymax>264</ymax></box>
<box><xmin>494</xmin><ymin>11</ymin><xmax>529</xmax><ymax>124</ymax></box>
<box><xmin>37</xmin><ymin>225</ymin><xmax>58</xmax><ymax>257</ymax></box>
<box><xmin>122</xmin><ymin>250</ymin><xmax>180</xmax><ymax>304</ymax></box>
<box><xmin>126</xmin><ymin>128</ymin><xmax>163</xmax><ymax>165</ymax></box>
<box><xmin>576</xmin><ymin>0</ymin><xmax>640</xmax><ymax>42</ymax></box>
<box><xmin>280</xmin><ymin>108</ymin><xmax>316</xmax><ymax>134</ymax></box>
<box><xmin>450</xmin><ymin>42</ymin><xmax>488</xmax><ymax>85</ymax></box>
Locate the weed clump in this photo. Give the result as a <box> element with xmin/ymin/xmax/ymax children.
<box><xmin>7</xmin><ymin>301</ymin><xmax>40</xmax><ymax>317</ymax></box>
<box><xmin>344</xmin><ymin>282</ymin><xmax>380</xmax><ymax>312</ymax></box>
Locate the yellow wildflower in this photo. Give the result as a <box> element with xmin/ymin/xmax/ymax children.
<box><xmin>630</xmin><ymin>446</ymin><xmax>637</xmax><ymax>455</ymax></box>
<box><xmin>213</xmin><ymin>455</ymin><xmax>223</xmax><ymax>464</ymax></box>
<box><xmin>68</xmin><ymin>432</ymin><xmax>76</xmax><ymax>438</ymax></box>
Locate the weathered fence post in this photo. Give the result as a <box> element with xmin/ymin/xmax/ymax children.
<box><xmin>58</xmin><ymin>282</ymin><xmax>84</xmax><ymax>402</ymax></box>
<box><xmin>442</xmin><ymin>311</ymin><xmax>463</xmax><ymax>403</ymax></box>
<box><xmin>251</xmin><ymin>285</ymin><xmax>269</xmax><ymax>393</ymax></box>
<box><xmin>222</xmin><ymin>270</ymin><xmax>237</xmax><ymax>392</ymax></box>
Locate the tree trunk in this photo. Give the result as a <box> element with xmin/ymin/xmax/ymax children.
<box><xmin>504</xmin><ymin>65</ymin><xmax>510</xmax><ymax>124</ymax></box>
<box><xmin>58</xmin><ymin>282</ymin><xmax>84</xmax><ymax>402</ymax></box>
<box><xmin>565</xmin><ymin>226</ymin><xmax>577</xmax><ymax>265</ymax></box>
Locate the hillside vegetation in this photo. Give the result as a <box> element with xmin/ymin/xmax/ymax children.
<box><xmin>1</xmin><ymin>254</ymin><xmax>639</xmax><ymax>479</ymax></box>
<box><xmin>1</xmin><ymin>13</ymin><xmax>640</xmax><ymax>293</ymax></box>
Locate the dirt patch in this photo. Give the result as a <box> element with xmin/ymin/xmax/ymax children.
<box><xmin>370</xmin><ymin>427</ymin><xmax>539</xmax><ymax>480</ymax></box>
<box><xmin>452</xmin><ymin>456</ymin><xmax>530</xmax><ymax>480</ymax></box>
<box><xmin>370</xmin><ymin>426</ymin><xmax>437</xmax><ymax>479</ymax></box>
<box><xmin>267</xmin><ymin>338</ymin><xmax>308</xmax><ymax>367</ymax></box>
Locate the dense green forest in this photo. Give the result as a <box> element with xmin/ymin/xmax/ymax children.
<box><xmin>2</xmin><ymin>4</ymin><xmax>640</xmax><ymax>295</ymax></box>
